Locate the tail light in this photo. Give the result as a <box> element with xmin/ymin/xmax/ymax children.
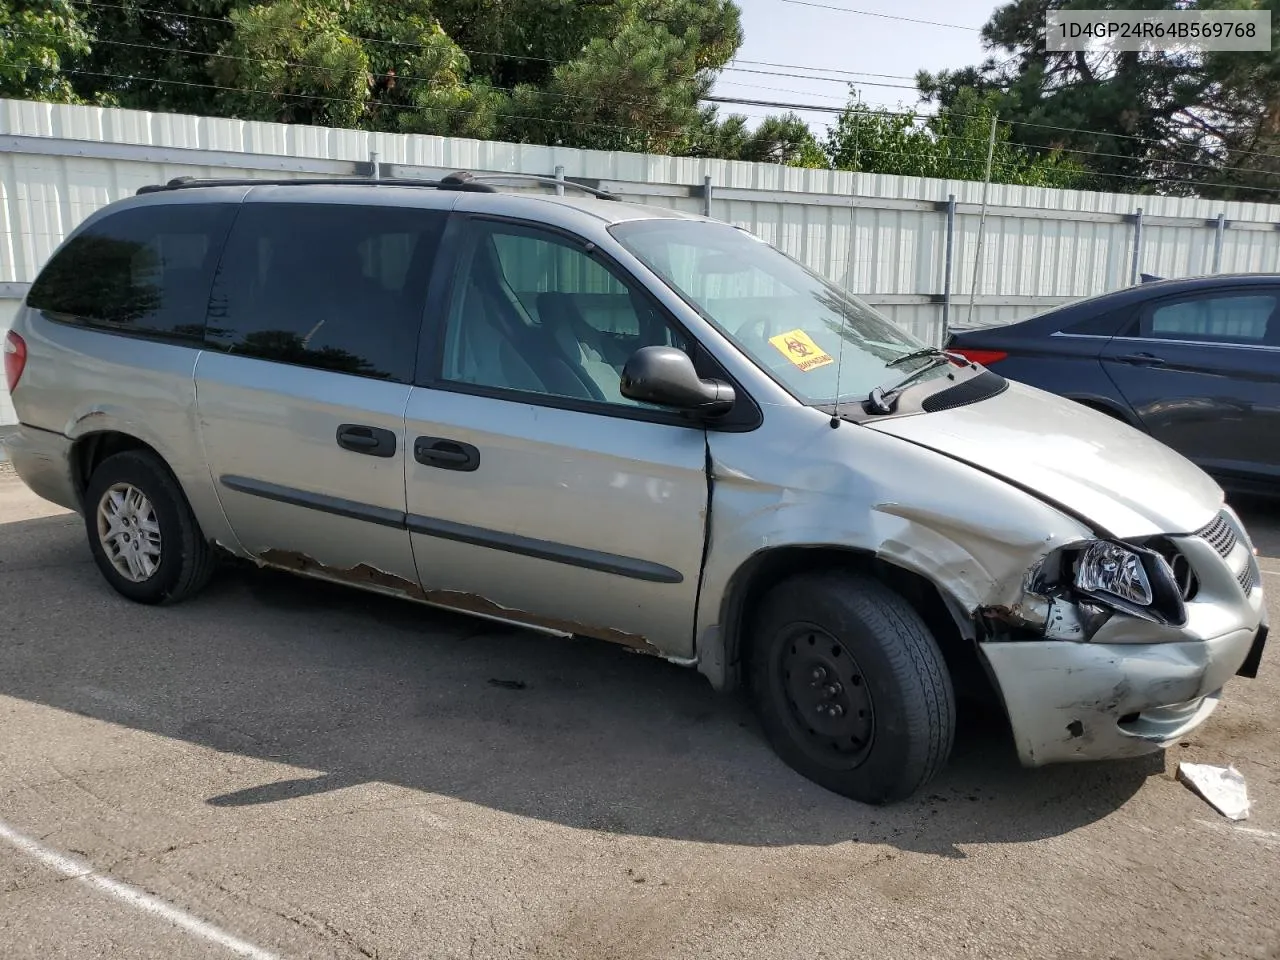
<box><xmin>4</xmin><ymin>330</ymin><xmax>26</xmax><ymax>392</ymax></box>
<box><xmin>951</xmin><ymin>348</ymin><xmax>1007</xmax><ymax>367</ymax></box>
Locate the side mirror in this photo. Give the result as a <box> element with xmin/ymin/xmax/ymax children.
<box><xmin>620</xmin><ymin>346</ymin><xmax>735</xmax><ymax>417</ymax></box>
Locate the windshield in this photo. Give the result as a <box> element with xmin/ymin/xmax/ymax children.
<box><xmin>610</xmin><ymin>218</ymin><xmax>947</xmax><ymax>404</ymax></box>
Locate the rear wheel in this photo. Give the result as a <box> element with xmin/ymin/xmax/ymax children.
<box><xmin>748</xmin><ymin>571</ymin><xmax>955</xmax><ymax>804</ymax></box>
<box><xmin>84</xmin><ymin>450</ymin><xmax>216</xmax><ymax>604</ymax></box>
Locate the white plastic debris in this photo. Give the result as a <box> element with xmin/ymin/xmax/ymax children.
<box><xmin>1178</xmin><ymin>762</ymin><xmax>1251</xmax><ymax>821</ymax></box>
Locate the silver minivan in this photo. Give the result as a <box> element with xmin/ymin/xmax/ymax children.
<box><xmin>5</xmin><ymin>173</ymin><xmax>1268</xmax><ymax>804</ymax></box>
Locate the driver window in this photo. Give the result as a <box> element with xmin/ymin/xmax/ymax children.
<box><xmin>440</xmin><ymin>221</ymin><xmax>688</xmax><ymax>406</ymax></box>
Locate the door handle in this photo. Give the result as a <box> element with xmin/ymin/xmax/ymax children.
<box><xmin>336</xmin><ymin>424</ymin><xmax>397</xmax><ymax>458</ymax></box>
<box><xmin>415</xmin><ymin>437</ymin><xmax>480</xmax><ymax>472</ymax></box>
<box><xmin>1114</xmin><ymin>352</ymin><xmax>1166</xmax><ymax>367</ymax></box>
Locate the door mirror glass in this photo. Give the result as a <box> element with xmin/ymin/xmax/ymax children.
<box><xmin>620</xmin><ymin>346</ymin><xmax>735</xmax><ymax>416</ymax></box>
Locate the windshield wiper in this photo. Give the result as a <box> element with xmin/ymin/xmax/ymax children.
<box><xmin>865</xmin><ymin>354</ymin><xmax>952</xmax><ymax>415</ymax></box>
<box><xmin>885</xmin><ymin>346</ymin><xmax>951</xmax><ymax>368</ymax></box>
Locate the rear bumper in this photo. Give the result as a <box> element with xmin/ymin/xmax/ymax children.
<box><xmin>983</xmin><ymin>624</ymin><xmax>1263</xmax><ymax>767</ymax></box>
<box><xmin>7</xmin><ymin>423</ymin><xmax>78</xmax><ymax>512</ymax></box>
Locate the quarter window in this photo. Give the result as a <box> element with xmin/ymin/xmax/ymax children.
<box><xmin>1141</xmin><ymin>294</ymin><xmax>1276</xmax><ymax>345</ymax></box>
<box><xmin>207</xmin><ymin>203</ymin><xmax>447</xmax><ymax>382</ymax></box>
<box><xmin>27</xmin><ymin>202</ymin><xmax>236</xmax><ymax>343</ymax></box>
<box><xmin>439</xmin><ymin>221</ymin><xmax>687</xmax><ymax>406</ymax></box>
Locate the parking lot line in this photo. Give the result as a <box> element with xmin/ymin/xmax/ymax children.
<box><xmin>0</xmin><ymin>818</ymin><xmax>280</xmax><ymax>960</ymax></box>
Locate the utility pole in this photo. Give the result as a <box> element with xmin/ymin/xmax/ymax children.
<box><xmin>966</xmin><ymin>114</ymin><xmax>998</xmax><ymax>327</ymax></box>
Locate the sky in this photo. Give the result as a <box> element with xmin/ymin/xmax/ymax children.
<box><xmin>712</xmin><ymin>0</ymin><xmax>1002</xmax><ymax>135</ymax></box>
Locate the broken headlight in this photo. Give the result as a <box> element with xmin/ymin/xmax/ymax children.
<box><xmin>1071</xmin><ymin>540</ymin><xmax>1187</xmax><ymax>627</ymax></box>
<box><xmin>1076</xmin><ymin>542</ymin><xmax>1152</xmax><ymax>606</ymax></box>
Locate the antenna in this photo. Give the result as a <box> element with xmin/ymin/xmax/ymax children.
<box><xmin>830</xmin><ymin>170</ymin><xmax>858</xmax><ymax>428</ymax></box>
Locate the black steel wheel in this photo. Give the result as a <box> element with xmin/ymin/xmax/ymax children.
<box><xmin>749</xmin><ymin>570</ymin><xmax>955</xmax><ymax>804</ymax></box>
<box><xmin>778</xmin><ymin>623</ymin><xmax>876</xmax><ymax>765</ymax></box>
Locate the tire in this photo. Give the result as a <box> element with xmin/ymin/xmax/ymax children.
<box><xmin>83</xmin><ymin>450</ymin><xmax>216</xmax><ymax>605</ymax></box>
<box><xmin>748</xmin><ymin>571</ymin><xmax>955</xmax><ymax>804</ymax></box>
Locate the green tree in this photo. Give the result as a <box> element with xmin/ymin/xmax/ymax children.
<box><xmin>498</xmin><ymin>0</ymin><xmax>744</xmax><ymax>152</ymax></box>
<box><xmin>39</xmin><ymin>0</ymin><xmax>829</xmax><ymax>162</ymax></box>
<box><xmin>826</xmin><ymin>89</ymin><xmax>1087</xmax><ymax>187</ymax></box>
<box><xmin>680</xmin><ymin>110</ymin><xmax>826</xmax><ymax>165</ymax></box>
<box><xmin>212</xmin><ymin>1</ymin><xmax>368</xmax><ymax>126</ymax></box>
<box><xmin>0</xmin><ymin>0</ymin><xmax>93</xmax><ymax>103</ymax></box>
<box><xmin>210</xmin><ymin>0</ymin><xmax>500</xmax><ymax>135</ymax></box>
<box><xmin>917</xmin><ymin>0</ymin><xmax>1280</xmax><ymax>198</ymax></box>
<box><xmin>68</xmin><ymin>0</ymin><xmax>238</xmax><ymax>114</ymax></box>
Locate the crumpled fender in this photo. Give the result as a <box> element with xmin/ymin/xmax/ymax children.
<box><xmin>696</xmin><ymin>406</ymin><xmax>1096</xmax><ymax>688</ymax></box>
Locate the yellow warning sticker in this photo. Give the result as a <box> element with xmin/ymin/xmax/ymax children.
<box><xmin>768</xmin><ymin>329</ymin><xmax>834</xmax><ymax>372</ymax></box>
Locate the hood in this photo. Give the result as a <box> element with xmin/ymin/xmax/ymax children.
<box><xmin>863</xmin><ymin>381</ymin><xmax>1222</xmax><ymax>540</ymax></box>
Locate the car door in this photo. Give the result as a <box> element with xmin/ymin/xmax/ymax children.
<box><xmin>1100</xmin><ymin>286</ymin><xmax>1280</xmax><ymax>485</ymax></box>
<box><xmin>403</xmin><ymin>215</ymin><xmax>709</xmax><ymax>656</ymax></box>
<box><xmin>195</xmin><ymin>195</ymin><xmax>449</xmax><ymax>592</ymax></box>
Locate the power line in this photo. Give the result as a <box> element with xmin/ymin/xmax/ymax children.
<box><xmin>715</xmin><ymin>80</ymin><xmax>855</xmax><ymax>104</ymax></box>
<box><xmin>708</xmin><ymin>92</ymin><xmax>1280</xmax><ymax>172</ymax></box>
<box><xmin>1009</xmin><ymin>138</ymin><xmax>1280</xmax><ymax>189</ymax></box>
<box><xmin>722</xmin><ymin>66</ymin><xmax>917</xmax><ymax>91</ymax></box>
<box><xmin>778</xmin><ymin>0</ymin><xmax>981</xmax><ymax>31</ymax></box>
<box><xmin>43</xmin><ymin>0</ymin><xmax>1280</xmax><ymax>187</ymax></box>
<box><xmin>706</xmin><ymin>95</ymin><xmax>848</xmax><ymax>115</ymax></box>
<box><xmin>708</xmin><ymin>94</ymin><xmax>1280</xmax><ymax>187</ymax></box>
<box><xmin>2</xmin><ymin>60</ymin><xmax>684</xmax><ymax>140</ymax></box>
<box><xmin>63</xmin><ymin>0</ymin><xmax>931</xmax><ymax>94</ymax></box>
<box><xmin>66</xmin><ymin>0</ymin><xmax>570</xmax><ymax>69</ymax></box>
<box><xmin>10</xmin><ymin>27</ymin><xmax>703</xmax><ymax>117</ymax></box>
<box><xmin>13</xmin><ymin>24</ymin><xmax>912</xmax><ymax>138</ymax></box>
<box><xmin>730</xmin><ymin>59</ymin><xmax>918</xmax><ymax>81</ymax></box>
<box><xmin>64</xmin><ymin>0</ymin><xmax>726</xmax><ymax>84</ymax></box>
<box><xmin>13</xmin><ymin>57</ymin><xmax>1278</xmax><ymax>195</ymax></box>
<box><xmin>1006</xmin><ymin>137</ymin><xmax>1280</xmax><ymax>180</ymax></box>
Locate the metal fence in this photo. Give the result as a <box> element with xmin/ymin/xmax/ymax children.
<box><xmin>4</xmin><ymin>96</ymin><xmax>1280</xmax><ymax>426</ymax></box>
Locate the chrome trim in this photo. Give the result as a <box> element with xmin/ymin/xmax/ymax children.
<box><xmin>1108</xmin><ymin>335</ymin><xmax>1280</xmax><ymax>353</ymax></box>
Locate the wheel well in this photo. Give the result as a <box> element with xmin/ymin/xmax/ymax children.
<box><xmin>70</xmin><ymin>432</ymin><xmax>159</xmax><ymax>506</ymax></box>
<box><xmin>717</xmin><ymin>546</ymin><xmax>993</xmax><ymax>701</ymax></box>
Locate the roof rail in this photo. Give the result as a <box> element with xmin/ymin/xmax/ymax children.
<box><xmin>455</xmin><ymin>173</ymin><xmax>619</xmax><ymax>201</ymax></box>
<box><xmin>134</xmin><ymin>169</ymin><xmax>617</xmax><ymax>199</ymax></box>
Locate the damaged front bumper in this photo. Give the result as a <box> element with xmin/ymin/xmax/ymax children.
<box><xmin>979</xmin><ymin>507</ymin><xmax>1267</xmax><ymax>767</ymax></box>
<box><xmin>983</xmin><ymin>625</ymin><xmax>1263</xmax><ymax>767</ymax></box>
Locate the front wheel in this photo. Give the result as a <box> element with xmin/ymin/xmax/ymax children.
<box><xmin>748</xmin><ymin>571</ymin><xmax>955</xmax><ymax>804</ymax></box>
<box><xmin>84</xmin><ymin>450</ymin><xmax>216</xmax><ymax>604</ymax></box>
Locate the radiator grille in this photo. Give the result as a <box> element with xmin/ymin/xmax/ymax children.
<box><xmin>1196</xmin><ymin>513</ymin><xmax>1237</xmax><ymax>559</ymax></box>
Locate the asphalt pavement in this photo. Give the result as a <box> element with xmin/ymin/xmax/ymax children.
<box><xmin>1</xmin><ymin>464</ymin><xmax>1278</xmax><ymax>959</ymax></box>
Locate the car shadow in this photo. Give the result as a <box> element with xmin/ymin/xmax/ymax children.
<box><xmin>0</xmin><ymin>511</ymin><xmax>1171</xmax><ymax>858</ymax></box>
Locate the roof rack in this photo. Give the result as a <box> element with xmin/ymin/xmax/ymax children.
<box><xmin>460</xmin><ymin>173</ymin><xmax>618</xmax><ymax>200</ymax></box>
<box><xmin>135</xmin><ymin>169</ymin><xmax>618</xmax><ymax>200</ymax></box>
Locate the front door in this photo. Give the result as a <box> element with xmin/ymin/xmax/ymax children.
<box><xmin>1100</xmin><ymin>286</ymin><xmax>1280</xmax><ymax>486</ymax></box>
<box><xmin>196</xmin><ymin>198</ymin><xmax>449</xmax><ymax>591</ymax></box>
<box><xmin>403</xmin><ymin>216</ymin><xmax>709</xmax><ymax>655</ymax></box>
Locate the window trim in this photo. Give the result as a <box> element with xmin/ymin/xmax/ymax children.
<box><xmin>28</xmin><ymin>200</ymin><xmax>241</xmax><ymax>348</ymax></box>
<box><xmin>415</xmin><ymin>212</ymin><xmax>762</xmax><ymax>432</ymax></box>
<box><xmin>1121</xmin><ymin>286</ymin><xmax>1280</xmax><ymax>348</ymax></box>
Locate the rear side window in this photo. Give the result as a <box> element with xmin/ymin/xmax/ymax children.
<box><xmin>27</xmin><ymin>203</ymin><xmax>236</xmax><ymax>343</ymax></box>
<box><xmin>1063</xmin><ymin>308</ymin><xmax>1131</xmax><ymax>336</ymax></box>
<box><xmin>1140</xmin><ymin>293</ymin><xmax>1276</xmax><ymax>345</ymax></box>
<box><xmin>207</xmin><ymin>203</ymin><xmax>446</xmax><ymax>382</ymax></box>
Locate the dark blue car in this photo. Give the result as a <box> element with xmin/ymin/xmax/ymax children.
<box><xmin>947</xmin><ymin>275</ymin><xmax>1280</xmax><ymax>494</ymax></box>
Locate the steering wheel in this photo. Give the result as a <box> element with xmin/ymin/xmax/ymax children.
<box><xmin>737</xmin><ymin>315</ymin><xmax>786</xmax><ymax>347</ymax></box>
